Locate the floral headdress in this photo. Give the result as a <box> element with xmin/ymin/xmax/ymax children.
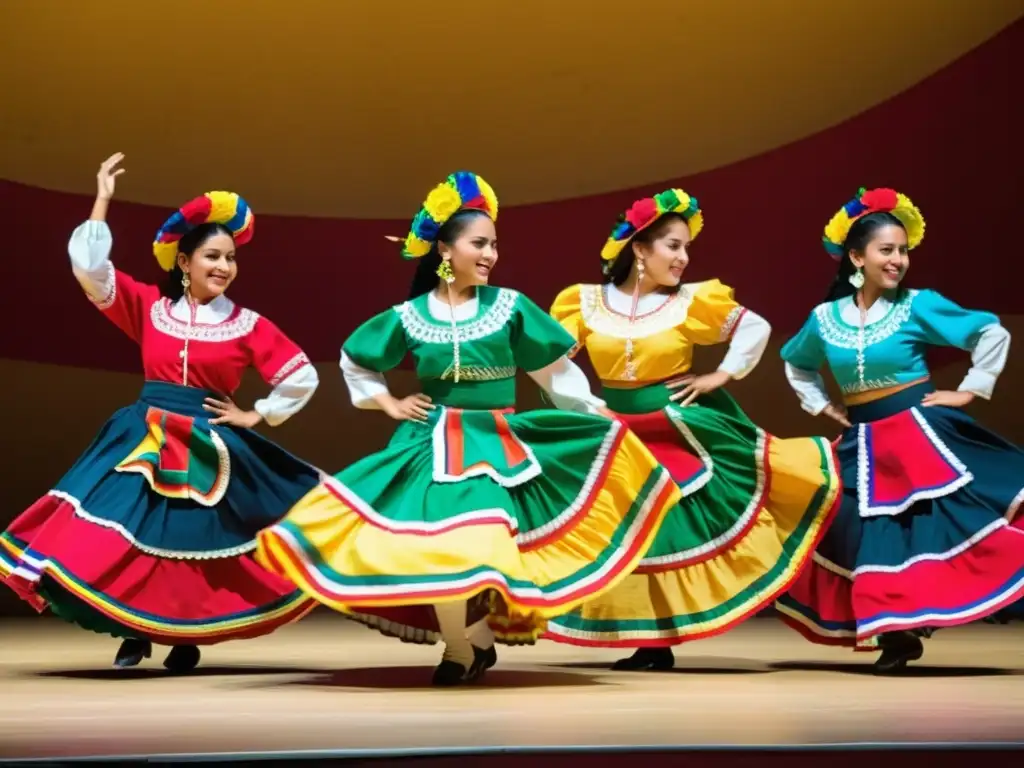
<box><xmin>822</xmin><ymin>187</ymin><xmax>925</xmax><ymax>259</ymax></box>
<box><xmin>600</xmin><ymin>188</ymin><xmax>703</xmax><ymax>273</ymax></box>
<box><xmin>389</xmin><ymin>172</ymin><xmax>499</xmax><ymax>260</ymax></box>
<box><xmin>152</xmin><ymin>191</ymin><xmax>255</xmax><ymax>272</ymax></box>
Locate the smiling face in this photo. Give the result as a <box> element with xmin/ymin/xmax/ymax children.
<box><xmin>631</xmin><ymin>213</ymin><xmax>692</xmax><ymax>288</ymax></box>
<box><xmin>848</xmin><ymin>222</ymin><xmax>909</xmax><ymax>292</ymax></box>
<box><xmin>177</xmin><ymin>226</ymin><xmax>238</xmax><ymax>301</ymax></box>
<box><xmin>438</xmin><ymin>212</ymin><xmax>498</xmax><ymax>287</ymax></box>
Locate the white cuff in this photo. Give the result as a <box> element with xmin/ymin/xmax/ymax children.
<box><xmin>340</xmin><ymin>351</ymin><xmax>390</xmax><ymax>409</ymax></box>
<box><xmin>253</xmin><ymin>364</ymin><xmax>319</xmax><ymax>426</ymax></box>
<box><xmin>717</xmin><ymin>311</ymin><xmax>770</xmax><ymax>381</ymax></box>
<box><xmin>529</xmin><ymin>357</ymin><xmax>606</xmax><ymax>415</ymax></box>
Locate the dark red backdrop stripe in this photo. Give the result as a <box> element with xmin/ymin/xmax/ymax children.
<box><xmin>2</xmin><ymin>20</ymin><xmax>1019</xmax><ymax>373</ymax></box>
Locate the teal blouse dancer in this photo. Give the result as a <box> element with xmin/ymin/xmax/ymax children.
<box><xmin>776</xmin><ymin>187</ymin><xmax>1024</xmax><ymax>672</ymax></box>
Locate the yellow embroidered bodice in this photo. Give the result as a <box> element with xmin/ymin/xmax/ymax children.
<box><xmin>550</xmin><ymin>280</ymin><xmax>746</xmax><ymax>385</ymax></box>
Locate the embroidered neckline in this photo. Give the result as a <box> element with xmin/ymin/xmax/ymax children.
<box><xmin>150</xmin><ymin>300</ymin><xmax>259</xmax><ymax>342</ymax></box>
<box><xmin>815</xmin><ymin>290</ymin><xmax>917</xmax><ymax>351</ymax></box>
<box><xmin>579</xmin><ymin>283</ymin><xmax>694</xmax><ymax>340</ymax></box>
<box><xmin>396</xmin><ymin>287</ymin><xmax>519</xmax><ymax>344</ymax></box>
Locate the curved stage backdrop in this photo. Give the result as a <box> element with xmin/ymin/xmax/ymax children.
<box><xmin>0</xmin><ymin>10</ymin><xmax>1020</xmax><ymax>616</ymax></box>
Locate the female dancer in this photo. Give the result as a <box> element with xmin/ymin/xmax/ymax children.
<box><xmin>0</xmin><ymin>153</ymin><xmax>322</xmax><ymax>672</ymax></box>
<box><xmin>255</xmin><ymin>172</ymin><xmax>681</xmax><ymax>686</ymax></box>
<box><xmin>544</xmin><ymin>188</ymin><xmax>841</xmax><ymax>670</ymax></box>
<box><xmin>775</xmin><ymin>187</ymin><xmax>1024</xmax><ymax>672</ymax></box>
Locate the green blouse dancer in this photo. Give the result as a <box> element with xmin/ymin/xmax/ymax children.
<box><xmin>256</xmin><ymin>172</ymin><xmax>681</xmax><ymax>686</ymax></box>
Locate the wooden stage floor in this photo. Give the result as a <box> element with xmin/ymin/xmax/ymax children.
<box><xmin>1</xmin><ymin>613</ymin><xmax>1022</xmax><ymax>760</ymax></box>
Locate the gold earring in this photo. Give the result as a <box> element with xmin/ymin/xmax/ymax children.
<box><xmin>436</xmin><ymin>258</ymin><xmax>454</xmax><ymax>284</ymax></box>
<box><xmin>636</xmin><ymin>259</ymin><xmax>646</xmax><ymax>275</ymax></box>
<box><xmin>181</xmin><ymin>271</ymin><xmax>191</xmax><ymax>290</ymax></box>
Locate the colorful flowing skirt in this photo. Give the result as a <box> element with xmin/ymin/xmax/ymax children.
<box><xmin>542</xmin><ymin>384</ymin><xmax>841</xmax><ymax>648</ymax></box>
<box><xmin>776</xmin><ymin>381</ymin><xmax>1024</xmax><ymax>649</ymax></box>
<box><xmin>0</xmin><ymin>381</ymin><xmax>320</xmax><ymax>645</ymax></box>
<box><xmin>255</xmin><ymin>404</ymin><xmax>681</xmax><ymax>645</ymax></box>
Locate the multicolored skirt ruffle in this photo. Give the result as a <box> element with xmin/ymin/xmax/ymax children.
<box><xmin>776</xmin><ymin>381</ymin><xmax>1024</xmax><ymax>649</ymax></box>
<box><xmin>0</xmin><ymin>381</ymin><xmax>320</xmax><ymax>645</ymax></box>
<box><xmin>255</xmin><ymin>404</ymin><xmax>681</xmax><ymax>645</ymax></box>
<box><xmin>542</xmin><ymin>384</ymin><xmax>841</xmax><ymax>647</ymax></box>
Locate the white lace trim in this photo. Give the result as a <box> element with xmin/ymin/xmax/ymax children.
<box><xmin>856</xmin><ymin>406</ymin><xmax>973</xmax><ymax>518</ymax></box>
<box><xmin>47</xmin><ymin>489</ymin><xmax>256</xmax><ymax>560</ymax></box>
<box><xmin>578</xmin><ymin>283</ymin><xmax>693</xmax><ymax>340</ymax></box>
<box><xmin>395</xmin><ymin>288</ymin><xmax>519</xmax><ymax>344</ymax></box>
<box><xmin>815</xmin><ymin>290</ymin><xmax>918</xmax><ymax>350</ymax></box>
<box><xmin>85</xmin><ymin>261</ymin><xmax>117</xmax><ymax>310</ymax></box>
<box><xmin>720</xmin><ymin>306</ymin><xmax>746</xmax><ymax>341</ymax></box>
<box><xmin>150</xmin><ymin>299</ymin><xmax>260</xmax><ymax>342</ymax></box>
<box><xmin>269</xmin><ymin>352</ymin><xmax>311</xmax><ymax>387</ymax></box>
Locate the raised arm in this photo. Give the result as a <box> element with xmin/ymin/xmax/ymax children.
<box><xmin>71</xmin><ymin>153</ymin><xmax>159</xmax><ymax>342</ymax></box>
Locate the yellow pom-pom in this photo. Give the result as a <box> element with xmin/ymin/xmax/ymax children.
<box><xmin>478</xmin><ymin>177</ymin><xmax>500</xmax><ymax>220</ymax></box>
<box><xmin>405</xmin><ymin>234</ymin><xmax>432</xmax><ymax>259</ymax></box>
<box><xmin>205</xmin><ymin>191</ymin><xmax>239</xmax><ymax>227</ymax></box>
<box><xmin>423</xmin><ymin>184</ymin><xmax>463</xmax><ymax>224</ymax></box>
<box><xmin>153</xmin><ymin>241</ymin><xmax>178</xmax><ymax>272</ymax></box>
<box><xmin>823</xmin><ymin>209</ymin><xmax>852</xmax><ymax>247</ymax></box>
<box><xmin>687</xmin><ymin>211</ymin><xmax>704</xmax><ymax>240</ymax></box>
<box><xmin>893</xmin><ymin>193</ymin><xmax>926</xmax><ymax>249</ymax></box>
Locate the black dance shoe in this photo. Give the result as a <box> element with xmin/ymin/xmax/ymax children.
<box><xmin>611</xmin><ymin>647</ymin><xmax>675</xmax><ymax>671</ymax></box>
<box><xmin>432</xmin><ymin>645</ymin><xmax>497</xmax><ymax>686</ymax></box>
<box><xmin>114</xmin><ymin>638</ymin><xmax>152</xmax><ymax>668</ymax></box>
<box><xmin>873</xmin><ymin>632</ymin><xmax>923</xmax><ymax>674</ymax></box>
<box><xmin>163</xmin><ymin>644</ymin><xmax>201</xmax><ymax>674</ymax></box>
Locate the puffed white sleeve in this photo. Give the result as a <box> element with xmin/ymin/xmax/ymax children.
<box><xmin>718</xmin><ymin>309</ymin><xmax>771</xmax><ymax>380</ymax></box>
<box><xmin>68</xmin><ymin>219</ymin><xmax>115</xmax><ymax>304</ymax></box>
<box><xmin>528</xmin><ymin>356</ymin><xmax>606</xmax><ymax>415</ymax></box>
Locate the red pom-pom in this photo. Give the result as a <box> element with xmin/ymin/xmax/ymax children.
<box><xmin>860</xmin><ymin>188</ymin><xmax>898</xmax><ymax>213</ymax></box>
<box><xmin>625</xmin><ymin>198</ymin><xmax>658</xmax><ymax>230</ymax></box>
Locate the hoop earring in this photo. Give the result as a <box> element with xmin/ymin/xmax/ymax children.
<box><xmin>848</xmin><ymin>267</ymin><xmax>865</xmax><ymax>289</ymax></box>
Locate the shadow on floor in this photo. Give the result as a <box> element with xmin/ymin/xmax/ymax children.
<box><xmin>29</xmin><ymin>664</ymin><xmax>330</xmax><ymax>680</ymax></box>
<box><xmin>768</xmin><ymin>660</ymin><xmax>1017</xmax><ymax>677</ymax></box>
<box><xmin>266</xmin><ymin>665</ymin><xmax>606</xmax><ymax>690</ymax></box>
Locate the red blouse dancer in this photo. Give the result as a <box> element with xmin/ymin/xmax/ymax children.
<box><xmin>0</xmin><ymin>154</ymin><xmax>323</xmax><ymax>672</ymax></box>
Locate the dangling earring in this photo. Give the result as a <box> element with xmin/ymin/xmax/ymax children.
<box><xmin>181</xmin><ymin>271</ymin><xmax>191</xmax><ymax>291</ymax></box>
<box><xmin>848</xmin><ymin>267</ymin><xmax>865</xmax><ymax>289</ymax></box>
<box><xmin>436</xmin><ymin>258</ymin><xmax>455</xmax><ymax>285</ymax></box>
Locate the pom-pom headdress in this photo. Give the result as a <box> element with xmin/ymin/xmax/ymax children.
<box><xmin>600</xmin><ymin>188</ymin><xmax>703</xmax><ymax>271</ymax></box>
<box><xmin>822</xmin><ymin>187</ymin><xmax>925</xmax><ymax>259</ymax></box>
<box><xmin>388</xmin><ymin>172</ymin><xmax>499</xmax><ymax>260</ymax></box>
<box><xmin>152</xmin><ymin>191</ymin><xmax>255</xmax><ymax>272</ymax></box>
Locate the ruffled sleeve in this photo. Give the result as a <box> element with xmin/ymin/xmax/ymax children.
<box><xmin>549</xmin><ymin>283</ymin><xmax>588</xmax><ymax>358</ymax></box>
<box><xmin>510</xmin><ymin>291</ymin><xmax>577</xmax><ymax>372</ymax></box>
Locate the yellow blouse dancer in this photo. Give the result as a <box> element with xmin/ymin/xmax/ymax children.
<box><xmin>544</xmin><ymin>188</ymin><xmax>842</xmax><ymax>670</ymax></box>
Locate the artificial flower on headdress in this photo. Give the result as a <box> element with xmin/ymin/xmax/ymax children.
<box><xmin>392</xmin><ymin>172</ymin><xmax>499</xmax><ymax>260</ymax></box>
<box><xmin>600</xmin><ymin>188</ymin><xmax>703</xmax><ymax>266</ymax></box>
<box><xmin>822</xmin><ymin>187</ymin><xmax>925</xmax><ymax>259</ymax></box>
<box><xmin>152</xmin><ymin>191</ymin><xmax>255</xmax><ymax>271</ymax></box>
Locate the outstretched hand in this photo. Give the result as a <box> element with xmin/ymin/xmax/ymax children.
<box><xmin>96</xmin><ymin>153</ymin><xmax>126</xmax><ymax>200</ymax></box>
